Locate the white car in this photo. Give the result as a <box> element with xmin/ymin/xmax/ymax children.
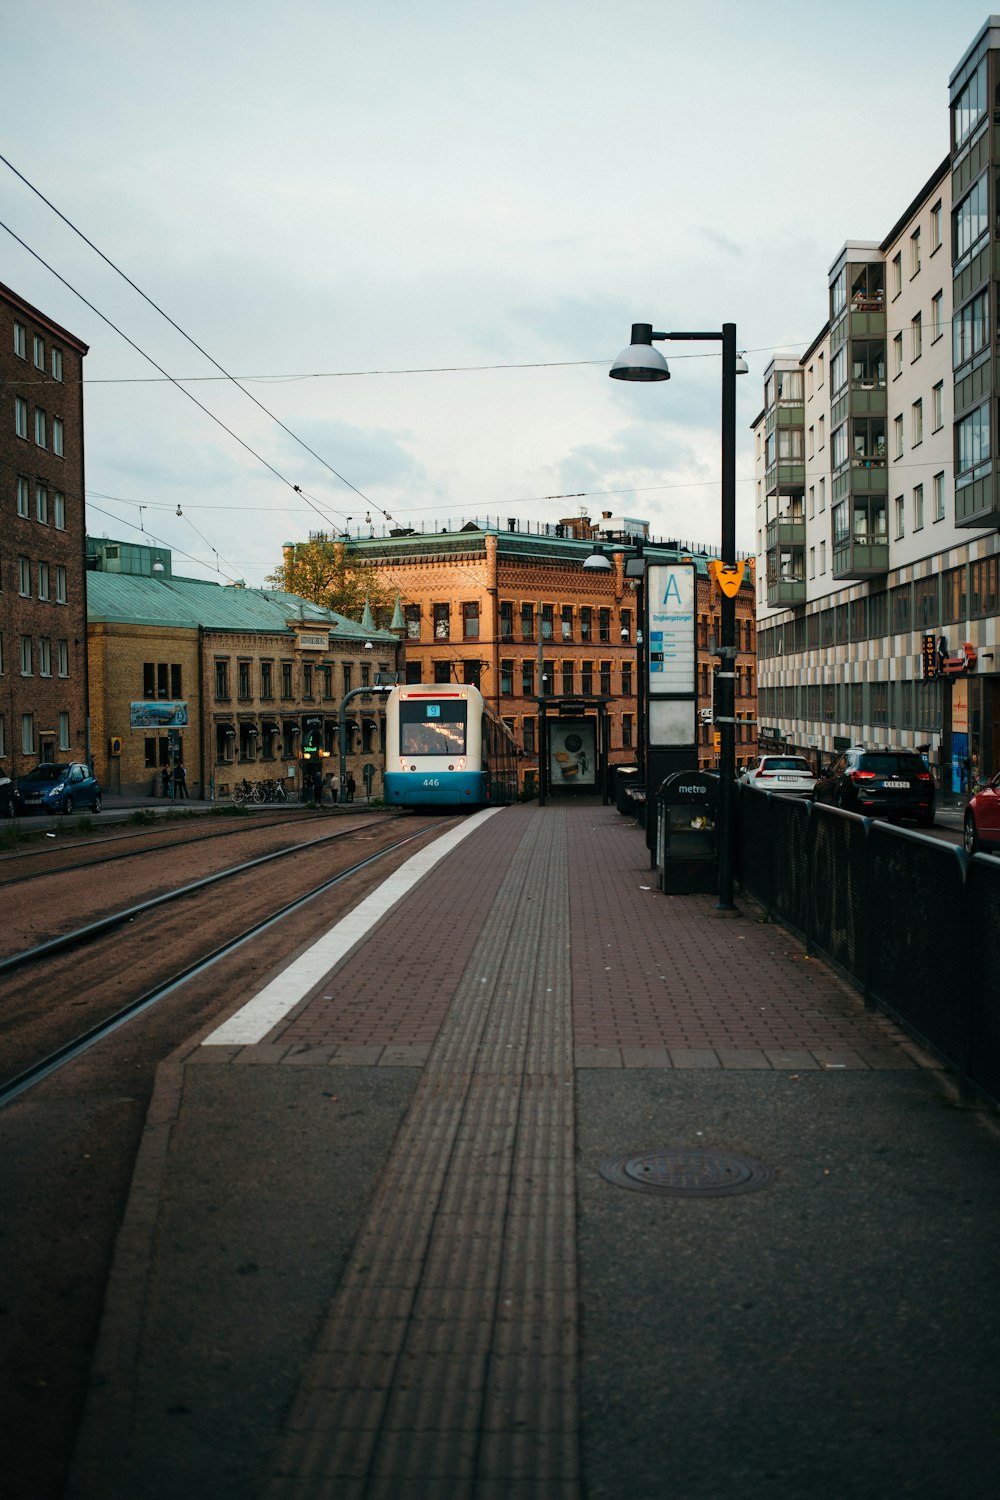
<box><xmin>739</xmin><ymin>755</ymin><xmax>817</xmax><ymax>796</ymax></box>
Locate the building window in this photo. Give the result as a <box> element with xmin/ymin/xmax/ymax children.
<box><xmin>954</xmin><ymin>175</ymin><xmax>988</xmax><ymax>264</ymax></box>
<box><xmin>931</xmin><ymin>290</ymin><xmax>943</xmax><ymax>341</ymax></box>
<box><xmin>931</xmin><ymin>200</ymin><xmax>942</xmax><ymax>252</ymax></box>
<box><xmin>892</xmin><ymin>333</ymin><xmax>903</xmax><ymax>378</ymax></box>
<box><xmin>891</xmin><ymin>252</ymin><xmax>902</xmax><ymax>297</ymax></box>
<box><xmin>55</xmin><ymin>566</ymin><xmax>66</xmax><ymax>603</ymax></box>
<box><xmin>52</xmin><ymin>416</ymin><xmax>64</xmax><ymax>456</ymax></box>
<box><xmin>913</xmin><ymin>485</ymin><xmax>924</xmax><ymax>531</ymax></box>
<box><xmin>953</xmin><ymin>289</ymin><xmax>988</xmax><ymax>368</ymax></box>
<box><xmin>581</xmin><ymin>661</ymin><xmax>593</xmax><ymax>694</ymax></box>
<box><xmin>622</xmin><ymin>659</ymin><xmax>632</xmax><ymax>695</ymax></box>
<box><xmin>404</xmin><ymin>604</ymin><xmax>421</xmax><ymax>639</ymax></box>
<box><xmin>15</xmin><ymin>397</ymin><xmax>27</xmax><ymax>438</ymax></box>
<box><xmin>22</xmin><ymin>714</ymin><xmax>34</xmax><ymax>754</ymax></box>
<box><xmin>954</xmin><ymin>57</ymin><xmax>987</xmax><ymax>150</ymax></box>
<box><xmin>433</xmin><ymin>660</ymin><xmax>450</xmax><ymax>683</ymax></box>
<box><xmin>18</xmin><ymin>557</ymin><xmax>31</xmax><ymax>596</ymax></box>
<box><xmin>34</xmin><ymin>409</ymin><xmax>46</xmax><ymax>447</ymax></box>
<box><xmin>894</xmin><ymin>413</ymin><xmax>904</xmax><ymax>459</ymax></box>
<box><xmin>600</xmin><ymin>661</ymin><xmax>612</xmax><ymax>695</ymax></box>
<box><xmin>51</xmin><ymin>347</ymin><xmax>63</xmax><ymax>381</ymax></box>
<box><xmin>599</xmin><ymin>608</ymin><xmax>611</xmax><ymax>643</ymax></box>
<box><xmin>957</xmin><ymin>404</ymin><xmax>990</xmax><ymax>478</ymax></box>
<box><xmin>13</xmin><ymin>321</ymin><xmax>26</xmax><ymax>358</ymax></box>
<box><xmin>238</xmin><ymin>660</ymin><xmax>252</xmax><ymax>698</ymax></box>
<box><xmin>433</xmin><ymin>603</ymin><xmax>450</xmax><ymax>640</ymax></box>
<box><xmin>522</xmin><ymin>660</ymin><xmax>534</xmax><ymax>696</ymax></box>
<box><xmin>281</xmin><ymin>661</ymin><xmax>293</xmax><ymax>697</ymax></box>
<box><xmin>404</xmin><ymin>660</ymin><xmax>421</xmax><ymax>684</ymax></box>
<box><xmin>37</xmin><ymin>561</ymin><xmax>49</xmax><ymax>600</ymax></box>
<box><xmin>819</xmin><ymin>478</ymin><xmax>826</xmax><ymax>511</ymax></box>
<box><xmin>261</xmin><ymin>660</ymin><xmax>273</xmax><ymax>699</ymax></box>
<box><xmin>303</xmin><ymin>663</ymin><xmax>313</xmax><ymax>698</ymax></box>
<box><xmin>39</xmin><ymin>638</ymin><xmax>52</xmax><ymax>677</ymax></box>
<box><xmin>520</xmin><ymin>603</ymin><xmax>534</xmax><ymax>641</ymax></box>
<box><xmin>561</xmin><ymin>660</ymin><xmax>573</xmax><ymax>694</ymax></box>
<box><xmin>909</xmin><ymin>228</ymin><xmax>921</xmax><ymax>277</ymax></box>
<box><xmin>36</xmin><ymin>485</ymin><xmax>48</xmax><ymax>524</ymax></box>
<box><xmin>911</xmin><ymin>399</ymin><xmax>923</xmax><ymax>446</ymax></box>
<box><xmin>932</xmin><ymin>382</ymin><xmax>944</xmax><ymax>432</ymax></box>
<box><xmin>16</xmin><ymin>476</ymin><xmax>29</xmax><ymax>516</ymax></box>
<box><xmin>623</xmin><ymin>713</ymin><xmax>633</xmax><ymax>748</ymax></box>
<box><xmin>894</xmin><ymin>496</ymin><xmax>905</xmax><ymax>539</ymax></box>
<box><xmin>500</xmin><ymin>660</ymin><xmax>513</xmax><ymax>694</ymax></box>
<box><xmin>462</xmin><ymin>601</ymin><xmax>480</xmax><ymax>639</ymax></box>
<box><xmin>33</xmin><ymin>334</ymin><xmax>44</xmax><ymax>369</ymax></box>
<box><xmin>561</xmin><ymin>605</ymin><xmax>573</xmax><ymax>640</ymax></box>
<box><xmin>215</xmin><ymin>659</ymin><xmax>230</xmax><ymax>698</ymax></box>
<box><xmin>910</xmin><ymin>311</ymin><xmax>922</xmax><ymax>361</ymax></box>
<box><xmin>523</xmin><ymin>716</ymin><xmax>536</xmax><ymax>755</ymax></box>
<box><xmin>933</xmin><ymin>471</ymin><xmax>946</xmax><ymax>522</ymax></box>
<box><xmin>580</xmin><ymin>607</ymin><xmax>592</xmax><ymax>641</ymax></box>
<box><xmin>342</xmin><ymin>663</ymin><xmax>352</xmax><ymax>693</ymax></box>
<box><xmin>57</xmin><ymin>639</ymin><xmax>69</xmax><ymax>676</ymax></box>
<box><xmin>20</xmin><ymin>636</ymin><xmax>32</xmax><ymax>675</ymax></box>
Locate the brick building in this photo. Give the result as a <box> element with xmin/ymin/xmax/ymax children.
<box><xmin>324</xmin><ymin>517</ymin><xmax>757</xmax><ymax>791</ymax></box>
<box><xmin>86</xmin><ymin>540</ymin><xmax>401</xmax><ymax>799</ymax></box>
<box><xmin>1</xmin><ymin>281</ymin><xmax>89</xmax><ymax>776</ymax></box>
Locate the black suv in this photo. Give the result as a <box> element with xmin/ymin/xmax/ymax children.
<box><xmin>813</xmin><ymin>748</ymin><xmax>935</xmax><ymax>827</ymax></box>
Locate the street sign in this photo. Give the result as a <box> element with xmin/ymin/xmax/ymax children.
<box><xmin>708</xmin><ymin>559</ymin><xmax>745</xmax><ymax>598</ymax></box>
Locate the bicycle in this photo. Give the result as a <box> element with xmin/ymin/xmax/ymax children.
<box><xmin>231</xmin><ymin>778</ymin><xmax>255</xmax><ymax>806</ymax></box>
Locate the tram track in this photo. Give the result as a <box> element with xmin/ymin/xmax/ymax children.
<box><xmin>0</xmin><ymin>806</ymin><xmax>348</xmax><ymax>886</ymax></box>
<box><xmin>0</xmin><ymin>814</ymin><xmax>453</xmax><ymax>1106</ymax></box>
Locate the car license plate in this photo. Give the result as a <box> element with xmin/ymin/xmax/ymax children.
<box><xmin>880</xmin><ymin>780</ymin><xmax>908</xmax><ymax>790</ymax></box>
<box><xmin>777</xmin><ymin>776</ymin><xmax>798</xmax><ymax>782</ymax></box>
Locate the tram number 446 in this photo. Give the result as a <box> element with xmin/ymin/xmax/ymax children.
<box><xmin>422</xmin><ymin>778</ymin><xmax>441</xmax><ymax>787</ymax></box>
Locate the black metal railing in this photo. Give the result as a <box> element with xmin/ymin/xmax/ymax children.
<box><xmin>737</xmin><ymin>788</ymin><xmax>1000</xmax><ymax>1106</ymax></box>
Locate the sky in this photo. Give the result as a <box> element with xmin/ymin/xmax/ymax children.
<box><xmin>2</xmin><ymin>0</ymin><xmax>993</xmax><ymax>587</ymax></box>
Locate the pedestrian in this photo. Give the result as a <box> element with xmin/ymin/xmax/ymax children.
<box><xmin>326</xmin><ymin>772</ymin><xmax>337</xmax><ymax>805</ymax></box>
<box><xmin>346</xmin><ymin>773</ymin><xmax>356</xmax><ymax>803</ymax></box>
<box><xmin>174</xmin><ymin>761</ymin><xmax>188</xmax><ymax>798</ymax></box>
<box><xmin>311</xmin><ymin>761</ymin><xmax>324</xmax><ymax>806</ymax></box>
<box><xmin>162</xmin><ymin>764</ymin><xmax>172</xmax><ymax>799</ymax></box>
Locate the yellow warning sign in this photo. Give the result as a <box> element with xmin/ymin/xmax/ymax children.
<box><xmin>708</xmin><ymin>560</ymin><xmax>745</xmax><ymax>598</ymax></box>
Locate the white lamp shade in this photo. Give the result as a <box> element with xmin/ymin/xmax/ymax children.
<box><xmin>609</xmin><ymin>342</ymin><xmax>670</xmax><ymax>382</ymax></box>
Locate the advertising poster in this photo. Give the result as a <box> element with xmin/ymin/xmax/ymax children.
<box><xmin>130</xmin><ymin>701</ymin><xmax>188</xmax><ymax>728</ymax></box>
<box><xmin>549</xmin><ymin>719</ymin><xmax>596</xmax><ymax>787</ymax></box>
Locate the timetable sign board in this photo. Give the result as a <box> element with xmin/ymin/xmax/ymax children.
<box><xmin>645</xmin><ymin>562</ymin><xmax>696</xmax><ymax>695</ymax></box>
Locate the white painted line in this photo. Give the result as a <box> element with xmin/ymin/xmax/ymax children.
<box><xmin>203</xmin><ymin>809</ymin><xmax>502</xmax><ymax>1046</ymax></box>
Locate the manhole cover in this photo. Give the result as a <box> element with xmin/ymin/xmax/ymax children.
<box><xmin>600</xmin><ymin>1148</ymin><xmax>771</xmax><ymax>1198</ymax></box>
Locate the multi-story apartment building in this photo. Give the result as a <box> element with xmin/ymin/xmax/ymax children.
<box><xmin>754</xmin><ymin>16</ymin><xmax>1000</xmax><ymax>794</ymax></box>
<box><xmin>87</xmin><ymin>539</ymin><xmax>401</xmax><ymax>799</ymax></box>
<box><xmin>1</xmin><ymin>282</ymin><xmax>89</xmax><ymax>776</ymax></box>
<box><xmin>325</xmin><ymin>516</ymin><xmax>757</xmax><ymax>793</ymax></box>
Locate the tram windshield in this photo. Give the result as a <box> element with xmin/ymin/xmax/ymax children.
<box><xmin>400</xmin><ymin>699</ymin><xmax>467</xmax><ymax>755</ymax></box>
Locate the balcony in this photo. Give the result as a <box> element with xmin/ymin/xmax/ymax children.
<box><xmin>832</xmin><ymin>536</ymin><xmax>889</xmax><ymax>581</ymax></box>
<box><xmin>767</xmin><ymin>573</ymin><xmax>807</xmax><ymax>607</ymax></box>
<box><xmin>766</xmin><ymin>513</ymin><xmax>805</xmax><ymax>550</ymax></box>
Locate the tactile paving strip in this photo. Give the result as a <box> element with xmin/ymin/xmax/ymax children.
<box><xmin>267</xmin><ymin>809</ymin><xmax>579</xmax><ymax>1498</ymax></box>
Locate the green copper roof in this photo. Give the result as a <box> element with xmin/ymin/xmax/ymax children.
<box><xmin>86</xmin><ymin>572</ymin><xmax>396</xmax><ymax>639</ymax></box>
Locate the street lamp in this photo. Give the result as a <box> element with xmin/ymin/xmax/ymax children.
<box><xmin>610</xmin><ymin>320</ymin><xmax>740</xmax><ymax>911</ymax></box>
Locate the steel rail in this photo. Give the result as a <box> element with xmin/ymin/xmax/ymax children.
<box><xmin>0</xmin><ymin>808</ymin><xmax>364</xmax><ymax>886</ymax></box>
<box><xmin>0</xmin><ymin>816</ymin><xmax>404</xmax><ymax>977</ymax></box>
<box><xmin>0</xmin><ymin>822</ymin><xmax>450</xmax><ymax>1108</ymax></box>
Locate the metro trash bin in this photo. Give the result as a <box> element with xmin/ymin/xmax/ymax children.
<box><xmin>656</xmin><ymin>770</ymin><xmax>720</xmax><ymax>894</ymax></box>
<box><xmin>614</xmin><ymin>765</ymin><xmax>642</xmax><ymax>815</ymax></box>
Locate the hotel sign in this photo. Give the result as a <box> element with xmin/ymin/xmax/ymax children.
<box><xmin>297</xmin><ymin>632</ymin><xmax>329</xmax><ymax>651</ymax></box>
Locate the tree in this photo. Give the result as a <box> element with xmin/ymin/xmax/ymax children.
<box><xmin>267</xmin><ymin>536</ymin><xmax>392</xmax><ymax>620</ymax></box>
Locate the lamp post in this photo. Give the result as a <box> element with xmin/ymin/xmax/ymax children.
<box><xmin>610</xmin><ymin>321</ymin><xmax>740</xmax><ymax>911</ymax></box>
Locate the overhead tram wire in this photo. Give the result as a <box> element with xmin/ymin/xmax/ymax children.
<box><xmin>0</xmin><ymin>218</ymin><xmax>355</xmax><ymax>540</ymax></box>
<box><xmin>0</xmin><ymin>153</ymin><xmax>394</xmax><ymax>531</ymax></box>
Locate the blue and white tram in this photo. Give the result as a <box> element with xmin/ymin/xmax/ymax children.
<box><xmin>383</xmin><ymin>685</ymin><xmax>518</xmax><ymax>808</ymax></box>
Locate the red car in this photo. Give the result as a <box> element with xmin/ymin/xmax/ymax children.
<box><xmin>964</xmin><ymin>772</ymin><xmax>1000</xmax><ymax>854</ymax></box>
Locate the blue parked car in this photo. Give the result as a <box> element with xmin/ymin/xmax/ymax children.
<box><xmin>15</xmin><ymin>762</ymin><xmax>102</xmax><ymax>816</ymax></box>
